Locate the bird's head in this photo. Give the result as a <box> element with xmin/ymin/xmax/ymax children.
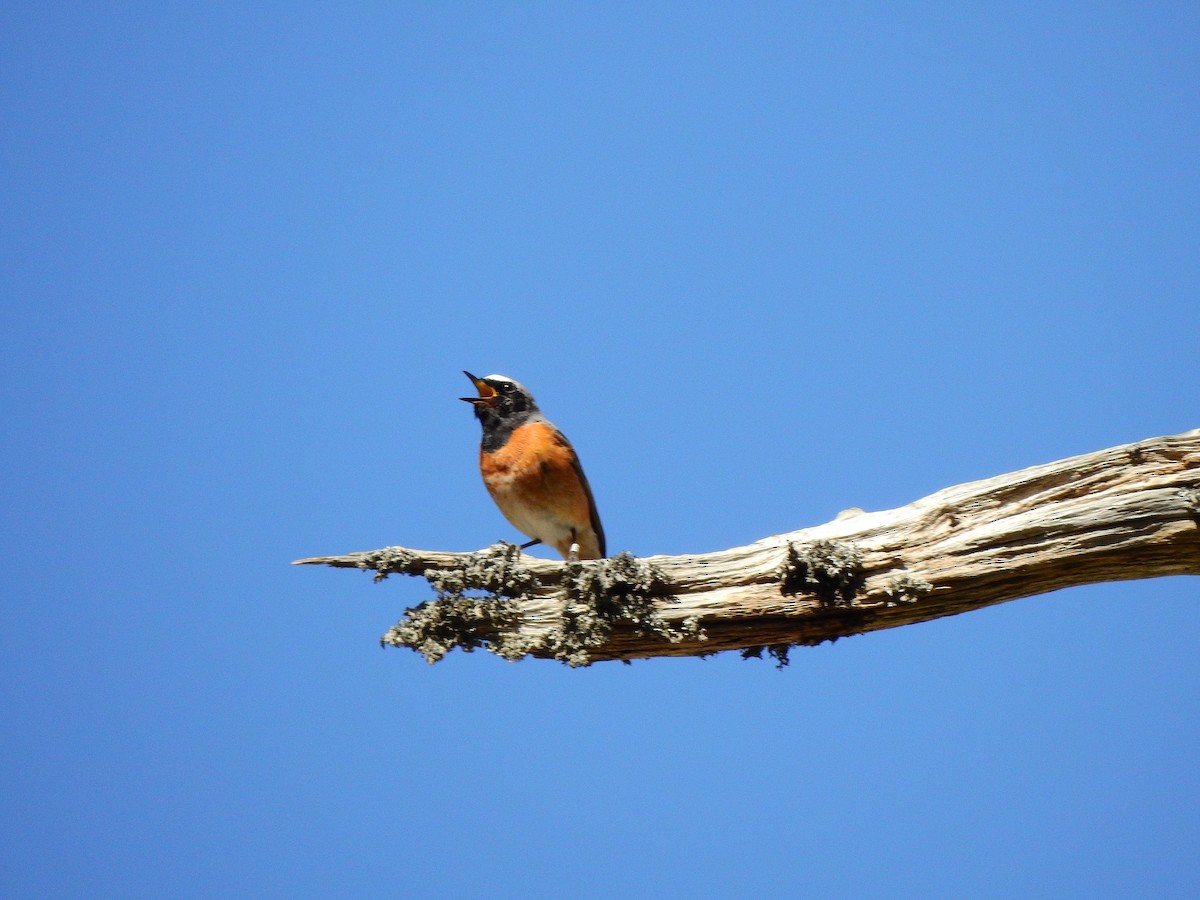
<box><xmin>460</xmin><ymin>371</ymin><xmax>540</xmax><ymax>425</ymax></box>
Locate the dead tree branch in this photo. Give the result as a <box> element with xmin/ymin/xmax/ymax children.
<box><xmin>294</xmin><ymin>429</ymin><xmax>1200</xmax><ymax>666</ymax></box>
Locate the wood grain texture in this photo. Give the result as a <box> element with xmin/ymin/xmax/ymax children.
<box><xmin>295</xmin><ymin>429</ymin><xmax>1200</xmax><ymax>663</ymax></box>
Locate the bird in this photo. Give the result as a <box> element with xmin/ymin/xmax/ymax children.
<box><xmin>460</xmin><ymin>371</ymin><xmax>606</xmax><ymax>561</ymax></box>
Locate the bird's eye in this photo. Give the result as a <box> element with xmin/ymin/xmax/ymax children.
<box><xmin>499</xmin><ymin>382</ymin><xmax>516</xmax><ymax>393</ymax></box>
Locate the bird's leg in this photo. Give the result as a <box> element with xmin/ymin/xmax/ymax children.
<box><xmin>567</xmin><ymin>530</ymin><xmax>580</xmax><ymax>562</ymax></box>
<box><xmin>519</xmin><ymin>538</ymin><xmax>542</xmax><ymax>551</ymax></box>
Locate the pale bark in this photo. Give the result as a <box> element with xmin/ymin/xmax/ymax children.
<box><xmin>295</xmin><ymin>429</ymin><xmax>1200</xmax><ymax>664</ymax></box>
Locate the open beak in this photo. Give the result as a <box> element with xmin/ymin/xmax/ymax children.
<box><xmin>459</xmin><ymin>370</ymin><xmax>497</xmax><ymax>406</ymax></box>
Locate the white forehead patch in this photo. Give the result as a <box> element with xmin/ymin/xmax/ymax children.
<box><xmin>484</xmin><ymin>374</ymin><xmax>530</xmax><ymax>393</ymax></box>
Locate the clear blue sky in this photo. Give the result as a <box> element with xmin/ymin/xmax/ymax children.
<box><xmin>3</xmin><ymin>3</ymin><xmax>1198</xmax><ymax>897</ymax></box>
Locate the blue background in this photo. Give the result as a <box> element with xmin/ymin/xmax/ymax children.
<box><xmin>3</xmin><ymin>3</ymin><xmax>1198</xmax><ymax>897</ymax></box>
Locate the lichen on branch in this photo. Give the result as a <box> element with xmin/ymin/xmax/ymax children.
<box><xmin>378</xmin><ymin>547</ymin><xmax>704</xmax><ymax>666</ymax></box>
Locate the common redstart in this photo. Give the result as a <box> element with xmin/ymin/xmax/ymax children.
<box><xmin>461</xmin><ymin>372</ymin><xmax>606</xmax><ymax>560</ymax></box>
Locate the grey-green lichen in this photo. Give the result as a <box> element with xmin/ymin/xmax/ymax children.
<box><xmin>381</xmin><ymin>547</ymin><xmax>703</xmax><ymax>666</ymax></box>
<box><xmin>361</xmin><ymin>546</ymin><xmax>422</xmax><ymax>581</ymax></box>
<box><xmin>882</xmin><ymin>572</ymin><xmax>933</xmax><ymax>607</ymax></box>
<box><xmin>381</xmin><ymin>593</ymin><xmax>522</xmax><ymax>664</ymax></box>
<box><xmin>423</xmin><ymin>541</ymin><xmax>540</xmax><ymax>598</ymax></box>
<box><xmin>778</xmin><ymin>539</ymin><xmax>866</xmax><ymax>606</ymax></box>
<box><xmin>530</xmin><ymin>552</ymin><xmax>704</xmax><ymax>667</ymax></box>
<box><xmin>379</xmin><ymin>542</ymin><xmax>534</xmax><ymax>663</ymax></box>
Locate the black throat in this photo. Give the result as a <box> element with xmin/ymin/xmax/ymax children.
<box><xmin>476</xmin><ymin>404</ymin><xmax>538</xmax><ymax>452</ymax></box>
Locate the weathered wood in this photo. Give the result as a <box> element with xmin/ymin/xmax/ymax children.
<box><xmin>295</xmin><ymin>429</ymin><xmax>1200</xmax><ymax>664</ymax></box>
